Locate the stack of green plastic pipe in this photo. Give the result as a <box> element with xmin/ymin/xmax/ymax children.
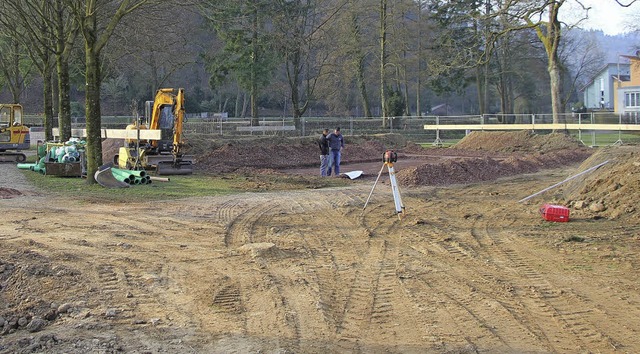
<box><xmin>111</xmin><ymin>168</ymin><xmax>152</xmax><ymax>185</ymax></box>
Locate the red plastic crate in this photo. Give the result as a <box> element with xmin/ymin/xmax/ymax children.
<box><xmin>539</xmin><ymin>204</ymin><xmax>570</xmax><ymax>222</ymax></box>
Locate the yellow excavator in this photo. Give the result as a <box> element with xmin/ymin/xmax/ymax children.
<box><xmin>115</xmin><ymin>88</ymin><xmax>194</xmax><ymax>175</ymax></box>
<box><xmin>0</xmin><ymin>104</ymin><xmax>29</xmax><ymax>162</ymax></box>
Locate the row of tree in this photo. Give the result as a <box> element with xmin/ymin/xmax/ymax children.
<box><xmin>0</xmin><ymin>0</ymin><xmax>634</xmax><ymax>183</ymax></box>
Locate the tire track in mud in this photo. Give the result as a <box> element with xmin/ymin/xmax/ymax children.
<box><xmin>221</xmin><ymin>195</ymin><xmax>273</xmax><ymax>247</ymax></box>
<box><xmin>399</xmin><ymin>237</ymin><xmax>549</xmax><ymax>352</ymax></box>
<box><xmin>95</xmin><ymin>262</ymin><xmax>154</xmax><ymax>324</ymax></box>
<box><xmin>215</xmin><ymin>189</ymin><xmax>363</xmax><ymax>350</ymax></box>
<box><xmin>388</xmin><ymin>193</ymin><xmax>554</xmax><ymax>351</ymax></box>
<box><xmin>469</xmin><ymin>215</ymin><xmax>630</xmax><ymax>352</ymax></box>
<box><xmin>248</xmin><ymin>188</ymin><xmax>388</xmax><ymax>351</ymax></box>
<box><xmin>334</xmin><ymin>238</ymin><xmax>399</xmax><ymax>352</ymax></box>
<box><xmin>92</xmin><ymin>256</ymin><xmax>209</xmax><ymax>339</ymax></box>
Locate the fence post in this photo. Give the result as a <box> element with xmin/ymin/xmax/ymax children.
<box><xmin>350</xmin><ymin>117</ymin><xmax>353</xmax><ymax>136</ymax></box>
<box><xmin>591</xmin><ymin>112</ymin><xmax>596</xmax><ymax>147</ymax></box>
<box><xmin>432</xmin><ymin>116</ymin><xmax>443</xmax><ymax>147</ymax></box>
<box><xmin>614</xmin><ymin>113</ymin><xmax>623</xmax><ymax>145</ymax></box>
<box><xmin>531</xmin><ymin>114</ymin><xmax>535</xmax><ymax>132</ymax></box>
<box><xmin>578</xmin><ymin>112</ymin><xmax>582</xmax><ymax>144</ymax></box>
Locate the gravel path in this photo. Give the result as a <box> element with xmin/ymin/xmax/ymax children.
<box><xmin>0</xmin><ymin>163</ymin><xmax>39</xmax><ymax>196</ymax></box>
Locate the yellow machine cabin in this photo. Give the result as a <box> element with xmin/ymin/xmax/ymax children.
<box><xmin>0</xmin><ymin>104</ymin><xmax>29</xmax><ymax>162</ymax></box>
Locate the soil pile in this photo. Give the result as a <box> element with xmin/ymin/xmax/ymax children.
<box><xmin>452</xmin><ymin>130</ymin><xmax>584</xmax><ymax>153</ymax></box>
<box><xmin>561</xmin><ymin>146</ymin><xmax>640</xmax><ymax>220</ymax></box>
<box><xmin>193</xmin><ymin>134</ymin><xmax>419</xmax><ymax>174</ymax></box>
<box><xmin>396</xmin><ymin>131</ymin><xmax>592</xmax><ymax>186</ymax></box>
<box><xmin>102</xmin><ymin>134</ymin><xmax>420</xmax><ymax>174</ymax></box>
<box><xmin>101</xmin><ymin>139</ymin><xmax>122</xmax><ymax>164</ymax></box>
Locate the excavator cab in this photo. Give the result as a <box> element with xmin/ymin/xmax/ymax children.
<box><xmin>0</xmin><ymin>104</ymin><xmax>29</xmax><ymax>162</ymax></box>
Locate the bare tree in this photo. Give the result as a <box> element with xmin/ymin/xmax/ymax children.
<box><xmin>0</xmin><ymin>1</ymin><xmax>56</xmax><ymax>139</ymax></box>
<box><xmin>64</xmin><ymin>0</ymin><xmax>152</xmax><ymax>184</ymax></box>
<box><xmin>271</xmin><ymin>0</ymin><xmax>344</xmax><ymax>127</ymax></box>
<box><xmin>0</xmin><ymin>29</ymin><xmax>33</xmax><ymax>104</ymax></box>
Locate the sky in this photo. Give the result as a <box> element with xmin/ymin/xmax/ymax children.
<box><xmin>572</xmin><ymin>0</ymin><xmax>638</xmax><ymax>35</ymax></box>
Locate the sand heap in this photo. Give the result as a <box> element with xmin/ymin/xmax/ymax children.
<box><xmin>560</xmin><ymin>146</ymin><xmax>640</xmax><ymax>220</ymax></box>
<box><xmin>396</xmin><ymin>131</ymin><xmax>592</xmax><ymax>187</ymax></box>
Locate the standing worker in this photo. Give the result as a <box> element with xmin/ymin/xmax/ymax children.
<box><xmin>318</xmin><ymin>128</ymin><xmax>330</xmax><ymax>176</ymax></box>
<box><xmin>326</xmin><ymin>127</ymin><xmax>344</xmax><ymax>176</ymax></box>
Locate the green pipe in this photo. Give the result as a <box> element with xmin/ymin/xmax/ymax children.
<box><xmin>112</xmin><ymin>167</ymin><xmax>146</xmax><ymax>178</ymax></box>
<box><xmin>33</xmin><ymin>165</ymin><xmax>46</xmax><ymax>175</ymax></box>
<box><xmin>110</xmin><ymin>168</ymin><xmax>135</xmax><ymax>181</ymax></box>
<box><xmin>17</xmin><ymin>163</ymin><xmax>36</xmax><ymax>170</ymax></box>
<box><xmin>136</xmin><ymin>175</ymin><xmax>151</xmax><ymax>185</ymax></box>
<box><xmin>37</xmin><ymin>145</ymin><xmax>46</xmax><ymax>158</ymax></box>
<box><xmin>110</xmin><ymin>170</ymin><xmax>131</xmax><ymax>185</ymax></box>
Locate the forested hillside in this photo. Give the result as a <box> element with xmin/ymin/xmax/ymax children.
<box><xmin>0</xmin><ymin>0</ymin><xmax>637</xmax><ymax>121</ymax></box>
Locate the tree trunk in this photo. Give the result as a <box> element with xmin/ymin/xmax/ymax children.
<box><xmin>286</xmin><ymin>48</ymin><xmax>303</xmax><ymax>126</ymax></box>
<box><xmin>356</xmin><ymin>54</ymin><xmax>372</xmax><ymax>117</ymax></box>
<box><xmin>84</xmin><ymin>44</ymin><xmax>103</xmax><ymax>184</ymax></box>
<box><xmin>10</xmin><ymin>40</ymin><xmax>22</xmax><ymax>104</ymax></box>
<box><xmin>43</xmin><ymin>62</ymin><xmax>54</xmax><ymax>142</ymax></box>
<box><xmin>379</xmin><ymin>0</ymin><xmax>388</xmax><ymax>126</ymax></box>
<box><xmin>55</xmin><ymin>0</ymin><xmax>72</xmax><ymax>142</ymax></box>
<box><xmin>549</xmin><ymin>59</ymin><xmax>563</xmax><ymax>123</ymax></box>
<box><xmin>56</xmin><ymin>57</ymin><xmax>72</xmax><ymax>141</ymax></box>
<box><xmin>250</xmin><ymin>3</ymin><xmax>259</xmax><ymax>126</ymax></box>
<box><xmin>476</xmin><ymin>66</ymin><xmax>486</xmax><ymax>115</ymax></box>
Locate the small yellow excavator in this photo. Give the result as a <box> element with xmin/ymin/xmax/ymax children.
<box><xmin>115</xmin><ymin>88</ymin><xmax>194</xmax><ymax>175</ymax></box>
<box><xmin>0</xmin><ymin>104</ymin><xmax>29</xmax><ymax>162</ymax></box>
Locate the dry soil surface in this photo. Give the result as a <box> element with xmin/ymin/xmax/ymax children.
<box><xmin>1</xmin><ymin>132</ymin><xmax>640</xmax><ymax>353</ymax></box>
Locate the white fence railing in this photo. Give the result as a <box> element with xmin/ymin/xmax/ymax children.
<box><xmin>25</xmin><ymin>111</ymin><xmax>640</xmax><ymax>147</ymax></box>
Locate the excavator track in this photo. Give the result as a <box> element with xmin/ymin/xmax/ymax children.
<box><xmin>0</xmin><ymin>152</ymin><xmax>27</xmax><ymax>163</ymax></box>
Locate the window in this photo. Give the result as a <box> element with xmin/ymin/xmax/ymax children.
<box><xmin>625</xmin><ymin>92</ymin><xmax>640</xmax><ymax>108</ymax></box>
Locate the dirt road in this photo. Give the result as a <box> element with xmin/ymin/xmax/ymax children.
<box><xmin>1</xmin><ymin>159</ymin><xmax>639</xmax><ymax>353</ymax></box>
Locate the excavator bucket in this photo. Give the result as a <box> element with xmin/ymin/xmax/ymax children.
<box><xmin>155</xmin><ymin>155</ymin><xmax>194</xmax><ymax>176</ymax></box>
<box><xmin>95</xmin><ymin>163</ymin><xmax>130</xmax><ymax>188</ymax></box>
<box><xmin>156</xmin><ymin>160</ymin><xmax>193</xmax><ymax>175</ymax></box>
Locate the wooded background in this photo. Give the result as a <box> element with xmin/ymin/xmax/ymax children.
<box><xmin>0</xmin><ymin>0</ymin><xmax>636</xmax><ymax>182</ymax></box>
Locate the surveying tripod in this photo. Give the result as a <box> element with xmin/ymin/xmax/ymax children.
<box><xmin>363</xmin><ymin>150</ymin><xmax>405</xmax><ymax>219</ymax></box>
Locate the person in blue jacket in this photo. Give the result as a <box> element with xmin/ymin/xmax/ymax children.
<box><xmin>326</xmin><ymin>127</ymin><xmax>344</xmax><ymax>176</ymax></box>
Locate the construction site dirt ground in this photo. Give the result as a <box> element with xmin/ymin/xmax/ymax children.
<box><xmin>1</xmin><ymin>131</ymin><xmax>640</xmax><ymax>353</ymax></box>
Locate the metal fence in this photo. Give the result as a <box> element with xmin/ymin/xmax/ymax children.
<box><xmin>24</xmin><ymin>111</ymin><xmax>640</xmax><ymax>147</ymax></box>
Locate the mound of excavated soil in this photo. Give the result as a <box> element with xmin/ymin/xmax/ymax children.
<box><xmin>101</xmin><ymin>134</ymin><xmax>421</xmax><ymax>174</ymax></box>
<box><xmin>560</xmin><ymin>146</ymin><xmax>640</xmax><ymax>220</ymax></box>
<box><xmin>192</xmin><ymin>134</ymin><xmax>420</xmax><ymax>174</ymax></box>
<box><xmin>453</xmin><ymin>130</ymin><xmax>584</xmax><ymax>153</ymax></box>
<box><xmin>396</xmin><ymin>131</ymin><xmax>592</xmax><ymax>187</ymax></box>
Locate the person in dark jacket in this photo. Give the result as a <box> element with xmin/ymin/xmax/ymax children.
<box><xmin>326</xmin><ymin>127</ymin><xmax>344</xmax><ymax>176</ymax></box>
<box><xmin>318</xmin><ymin>129</ymin><xmax>330</xmax><ymax>176</ymax></box>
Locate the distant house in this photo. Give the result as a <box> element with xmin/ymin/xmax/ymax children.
<box><xmin>582</xmin><ymin>62</ymin><xmax>630</xmax><ymax>111</ymax></box>
<box><xmin>614</xmin><ymin>54</ymin><xmax>640</xmax><ymax>114</ymax></box>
